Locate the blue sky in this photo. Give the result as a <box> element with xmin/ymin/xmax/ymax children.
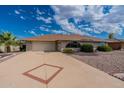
<box><xmin>0</xmin><ymin>5</ymin><xmax>124</xmax><ymax>39</ymax></box>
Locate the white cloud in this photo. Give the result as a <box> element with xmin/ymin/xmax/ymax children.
<box><xmin>20</xmin><ymin>16</ymin><xmax>25</xmax><ymax>20</ymax></box>
<box><xmin>82</xmin><ymin>6</ymin><xmax>124</xmax><ymax>35</ymax></box>
<box><xmin>52</xmin><ymin>30</ymin><xmax>69</xmax><ymax>34</ymax></box>
<box><xmin>14</xmin><ymin>10</ymin><xmax>26</xmax><ymax>20</ymax></box>
<box><xmin>39</xmin><ymin>25</ymin><xmax>68</xmax><ymax>34</ymax></box>
<box><xmin>39</xmin><ymin>33</ymin><xmax>44</xmax><ymax>36</ymax></box>
<box><xmin>51</xmin><ymin>5</ymin><xmax>124</xmax><ymax>36</ymax></box>
<box><xmin>91</xmin><ymin>6</ymin><xmax>124</xmax><ymax>35</ymax></box>
<box><xmin>36</xmin><ymin>8</ymin><xmax>44</xmax><ymax>15</ymax></box>
<box><xmin>14</xmin><ymin>10</ymin><xmax>20</xmax><ymax>14</ymax></box>
<box><xmin>39</xmin><ymin>26</ymin><xmax>49</xmax><ymax>32</ymax></box>
<box><xmin>41</xmin><ymin>25</ymin><xmax>52</xmax><ymax>28</ymax></box>
<box><xmin>36</xmin><ymin>16</ymin><xmax>52</xmax><ymax>23</ymax></box>
<box><xmin>19</xmin><ymin>9</ymin><xmax>25</xmax><ymax>12</ymax></box>
<box><xmin>39</xmin><ymin>26</ymin><xmax>47</xmax><ymax>31</ymax></box>
<box><xmin>92</xmin><ymin>22</ymin><xmax>122</xmax><ymax>34</ymax></box>
<box><xmin>25</xmin><ymin>30</ymin><xmax>38</xmax><ymax>36</ymax></box>
<box><xmin>85</xmin><ymin>6</ymin><xmax>105</xmax><ymax>20</ymax></box>
<box><xmin>35</xmin><ymin>8</ymin><xmax>52</xmax><ymax>23</ymax></box>
<box><xmin>30</xmin><ymin>31</ymin><xmax>37</xmax><ymax>36</ymax></box>
<box><xmin>52</xmin><ymin>6</ymin><xmax>84</xmax><ymax>19</ymax></box>
<box><xmin>52</xmin><ymin>6</ymin><xmax>90</xmax><ymax>35</ymax></box>
<box><xmin>103</xmin><ymin>6</ymin><xmax>124</xmax><ymax>24</ymax></box>
<box><xmin>12</xmin><ymin>6</ymin><xmax>124</xmax><ymax>37</ymax></box>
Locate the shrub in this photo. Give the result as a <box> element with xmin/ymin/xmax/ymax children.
<box><xmin>62</xmin><ymin>48</ymin><xmax>73</xmax><ymax>53</ymax></box>
<box><xmin>80</xmin><ymin>44</ymin><xmax>93</xmax><ymax>52</ymax></box>
<box><xmin>97</xmin><ymin>45</ymin><xmax>112</xmax><ymax>52</ymax></box>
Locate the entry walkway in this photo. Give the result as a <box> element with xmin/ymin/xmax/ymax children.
<box><xmin>0</xmin><ymin>51</ymin><xmax>124</xmax><ymax>88</ymax></box>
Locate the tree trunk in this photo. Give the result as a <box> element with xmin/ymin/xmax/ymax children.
<box><xmin>6</xmin><ymin>46</ymin><xmax>11</xmax><ymax>52</ymax></box>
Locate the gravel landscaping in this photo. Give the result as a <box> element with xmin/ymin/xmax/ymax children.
<box><xmin>0</xmin><ymin>53</ymin><xmax>12</xmax><ymax>58</ymax></box>
<box><xmin>0</xmin><ymin>52</ymin><xmax>20</xmax><ymax>63</ymax></box>
<box><xmin>70</xmin><ymin>50</ymin><xmax>124</xmax><ymax>81</ymax></box>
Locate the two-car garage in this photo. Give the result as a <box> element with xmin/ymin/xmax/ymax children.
<box><xmin>26</xmin><ymin>41</ymin><xmax>56</xmax><ymax>52</ymax></box>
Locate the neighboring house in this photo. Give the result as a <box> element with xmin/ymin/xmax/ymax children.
<box><xmin>23</xmin><ymin>34</ymin><xmax>107</xmax><ymax>52</ymax></box>
<box><xmin>107</xmin><ymin>39</ymin><xmax>124</xmax><ymax>50</ymax></box>
<box><xmin>0</xmin><ymin>45</ymin><xmax>20</xmax><ymax>52</ymax></box>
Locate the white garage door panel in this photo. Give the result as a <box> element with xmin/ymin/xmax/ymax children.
<box><xmin>32</xmin><ymin>42</ymin><xmax>56</xmax><ymax>51</ymax></box>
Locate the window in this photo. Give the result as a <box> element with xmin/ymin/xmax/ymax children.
<box><xmin>66</xmin><ymin>41</ymin><xmax>81</xmax><ymax>48</ymax></box>
<box><xmin>97</xmin><ymin>42</ymin><xmax>106</xmax><ymax>46</ymax></box>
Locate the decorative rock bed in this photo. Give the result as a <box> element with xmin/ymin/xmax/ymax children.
<box><xmin>113</xmin><ymin>73</ymin><xmax>124</xmax><ymax>81</ymax></box>
<box><xmin>70</xmin><ymin>50</ymin><xmax>124</xmax><ymax>81</ymax></box>
<box><xmin>0</xmin><ymin>53</ymin><xmax>18</xmax><ymax>63</ymax></box>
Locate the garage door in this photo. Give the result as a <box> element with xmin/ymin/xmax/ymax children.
<box><xmin>32</xmin><ymin>42</ymin><xmax>56</xmax><ymax>51</ymax></box>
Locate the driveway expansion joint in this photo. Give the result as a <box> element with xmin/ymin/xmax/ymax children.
<box><xmin>23</xmin><ymin>64</ymin><xmax>63</xmax><ymax>84</ymax></box>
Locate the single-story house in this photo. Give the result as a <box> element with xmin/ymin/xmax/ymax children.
<box><xmin>0</xmin><ymin>45</ymin><xmax>20</xmax><ymax>53</ymax></box>
<box><xmin>107</xmin><ymin>39</ymin><xmax>124</xmax><ymax>50</ymax></box>
<box><xmin>23</xmin><ymin>34</ymin><xmax>107</xmax><ymax>52</ymax></box>
<box><xmin>1</xmin><ymin>34</ymin><xmax>123</xmax><ymax>52</ymax></box>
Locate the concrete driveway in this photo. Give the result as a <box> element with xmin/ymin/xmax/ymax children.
<box><xmin>0</xmin><ymin>51</ymin><xmax>124</xmax><ymax>88</ymax></box>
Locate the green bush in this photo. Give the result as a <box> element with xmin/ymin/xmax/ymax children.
<box><xmin>97</xmin><ymin>45</ymin><xmax>112</xmax><ymax>52</ymax></box>
<box><xmin>80</xmin><ymin>44</ymin><xmax>93</xmax><ymax>52</ymax></box>
<box><xmin>62</xmin><ymin>48</ymin><xmax>73</xmax><ymax>53</ymax></box>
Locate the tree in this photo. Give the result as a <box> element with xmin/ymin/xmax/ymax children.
<box><xmin>108</xmin><ymin>33</ymin><xmax>114</xmax><ymax>39</ymax></box>
<box><xmin>0</xmin><ymin>32</ymin><xmax>18</xmax><ymax>52</ymax></box>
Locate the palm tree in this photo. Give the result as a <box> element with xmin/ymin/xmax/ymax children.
<box><xmin>108</xmin><ymin>33</ymin><xmax>114</xmax><ymax>39</ymax></box>
<box><xmin>0</xmin><ymin>32</ymin><xmax>18</xmax><ymax>52</ymax></box>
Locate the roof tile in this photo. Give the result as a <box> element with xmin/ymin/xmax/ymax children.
<box><xmin>23</xmin><ymin>34</ymin><xmax>105</xmax><ymax>42</ymax></box>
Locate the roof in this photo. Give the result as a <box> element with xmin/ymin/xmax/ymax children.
<box><xmin>23</xmin><ymin>34</ymin><xmax>105</xmax><ymax>42</ymax></box>
<box><xmin>106</xmin><ymin>39</ymin><xmax>124</xmax><ymax>43</ymax></box>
